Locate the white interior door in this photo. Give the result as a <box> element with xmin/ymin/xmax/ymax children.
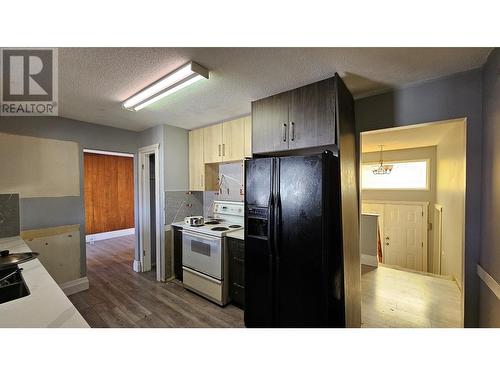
<box><xmin>384</xmin><ymin>204</ymin><xmax>424</xmax><ymax>271</ymax></box>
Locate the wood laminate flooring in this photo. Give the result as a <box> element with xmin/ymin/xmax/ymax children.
<box><xmin>69</xmin><ymin>235</ymin><xmax>244</xmax><ymax>328</ymax></box>
<box><xmin>69</xmin><ymin>236</ymin><xmax>461</xmax><ymax>328</ymax></box>
<box><xmin>361</xmin><ymin>264</ymin><xmax>463</xmax><ymax>328</ymax></box>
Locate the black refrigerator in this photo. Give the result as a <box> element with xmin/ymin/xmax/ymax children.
<box><xmin>244</xmin><ymin>150</ymin><xmax>346</xmax><ymax>328</ymax></box>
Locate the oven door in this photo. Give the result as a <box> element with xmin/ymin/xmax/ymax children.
<box><xmin>182</xmin><ymin>231</ymin><xmax>223</xmax><ymax>280</ymax></box>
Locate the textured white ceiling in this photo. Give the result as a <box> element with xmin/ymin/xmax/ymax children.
<box><xmin>361</xmin><ymin>119</ymin><xmax>466</xmax><ymax>152</ymax></box>
<box><xmin>58</xmin><ymin>48</ymin><xmax>492</xmax><ymax>131</ymax></box>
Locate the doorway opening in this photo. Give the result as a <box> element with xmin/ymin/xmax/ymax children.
<box><xmin>83</xmin><ymin>148</ymin><xmax>136</xmax><ymax>280</ymax></box>
<box><xmin>138</xmin><ymin>144</ymin><xmax>162</xmax><ymax>281</ymax></box>
<box><xmin>359</xmin><ymin>118</ymin><xmax>466</xmax><ymax>327</ymax></box>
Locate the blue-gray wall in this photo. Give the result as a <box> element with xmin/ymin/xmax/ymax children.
<box><xmin>355</xmin><ymin>68</ymin><xmax>483</xmax><ymax>327</ymax></box>
<box><xmin>164</xmin><ymin>125</ymin><xmax>189</xmax><ymax>191</ymax></box>
<box><xmin>479</xmin><ymin>48</ymin><xmax>500</xmax><ymax>327</ymax></box>
<box><xmin>0</xmin><ymin>116</ymin><xmax>139</xmax><ymax>277</ymax></box>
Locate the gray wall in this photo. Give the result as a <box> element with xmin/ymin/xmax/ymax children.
<box><xmin>163</xmin><ymin>125</ymin><xmax>203</xmax><ymax>225</ymax></box>
<box><xmin>479</xmin><ymin>48</ymin><xmax>500</xmax><ymax>327</ymax></box>
<box><xmin>355</xmin><ymin>68</ymin><xmax>483</xmax><ymax>327</ymax></box>
<box><xmin>0</xmin><ymin>116</ymin><xmax>139</xmax><ymax>278</ymax></box>
<box><xmin>164</xmin><ymin>125</ymin><xmax>189</xmax><ymax>191</ymax></box>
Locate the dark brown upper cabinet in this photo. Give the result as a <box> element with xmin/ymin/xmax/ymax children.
<box><xmin>251</xmin><ymin>75</ymin><xmax>341</xmax><ymax>154</ymax></box>
<box><xmin>289</xmin><ymin>77</ymin><xmax>336</xmax><ymax>149</ymax></box>
<box><xmin>251</xmin><ymin>91</ymin><xmax>290</xmax><ymax>154</ymax></box>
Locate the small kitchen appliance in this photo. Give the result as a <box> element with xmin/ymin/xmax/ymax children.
<box><xmin>184</xmin><ymin>216</ymin><xmax>204</xmax><ymax>227</ymax></box>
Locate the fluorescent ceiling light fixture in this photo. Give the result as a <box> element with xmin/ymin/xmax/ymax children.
<box><xmin>122</xmin><ymin>61</ymin><xmax>209</xmax><ymax>111</ymax></box>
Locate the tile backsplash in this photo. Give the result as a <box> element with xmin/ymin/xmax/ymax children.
<box><xmin>165</xmin><ymin>191</ymin><xmax>203</xmax><ymax>225</ymax></box>
<box><xmin>202</xmin><ymin>162</ymin><xmax>245</xmax><ymax>217</ymax></box>
<box><xmin>218</xmin><ymin>162</ymin><xmax>244</xmax><ymax>202</ymax></box>
<box><xmin>0</xmin><ymin>193</ymin><xmax>20</xmax><ymax>238</ymax></box>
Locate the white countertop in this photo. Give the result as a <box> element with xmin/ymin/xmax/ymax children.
<box><xmin>0</xmin><ymin>236</ymin><xmax>89</xmax><ymax>328</ymax></box>
<box><xmin>227</xmin><ymin>229</ymin><xmax>244</xmax><ymax>240</ymax></box>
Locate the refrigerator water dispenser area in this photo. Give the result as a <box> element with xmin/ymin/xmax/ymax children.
<box><xmin>246</xmin><ymin>207</ymin><xmax>268</xmax><ymax>238</ymax></box>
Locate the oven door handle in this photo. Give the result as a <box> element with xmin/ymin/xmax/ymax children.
<box><xmin>183</xmin><ymin>231</ymin><xmax>220</xmax><ymax>242</ymax></box>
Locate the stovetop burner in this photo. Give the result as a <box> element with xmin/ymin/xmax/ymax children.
<box><xmin>204</xmin><ymin>221</ymin><xmax>220</xmax><ymax>225</ymax></box>
<box><xmin>228</xmin><ymin>225</ymin><xmax>241</xmax><ymax>228</ymax></box>
<box><xmin>211</xmin><ymin>226</ymin><xmax>229</xmax><ymax>231</ymax></box>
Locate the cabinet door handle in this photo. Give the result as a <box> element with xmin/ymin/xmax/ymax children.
<box><xmin>222</xmin><ymin>143</ymin><xmax>226</xmax><ymax>156</ymax></box>
<box><xmin>282</xmin><ymin>123</ymin><xmax>287</xmax><ymax>142</ymax></box>
<box><xmin>200</xmin><ymin>173</ymin><xmax>204</xmax><ymax>187</ymax></box>
<box><xmin>290</xmin><ymin>122</ymin><xmax>295</xmax><ymax>141</ymax></box>
<box><xmin>218</xmin><ymin>144</ymin><xmax>221</xmax><ymax>157</ymax></box>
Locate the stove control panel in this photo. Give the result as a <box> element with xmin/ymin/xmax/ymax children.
<box><xmin>213</xmin><ymin>201</ymin><xmax>244</xmax><ymax>217</ymax></box>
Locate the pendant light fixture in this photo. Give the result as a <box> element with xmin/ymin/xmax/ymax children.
<box><xmin>372</xmin><ymin>145</ymin><xmax>393</xmax><ymax>175</ymax></box>
<box><xmin>122</xmin><ymin>61</ymin><xmax>209</xmax><ymax>111</ymax></box>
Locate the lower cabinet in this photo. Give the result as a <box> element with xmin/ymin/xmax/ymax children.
<box><xmin>228</xmin><ymin>237</ymin><xmax>245</xmax><ymax>308</ymax></box>
<box><xmin>173</xmin><ymin>226</ymin><xmax>183</xmax><ymax>281</ymax></box>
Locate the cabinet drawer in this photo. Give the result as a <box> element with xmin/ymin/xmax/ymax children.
<box><xmin>230</xmin><ymin>282</ymin><xmax>245</xmax><ymax>308</ymax></box>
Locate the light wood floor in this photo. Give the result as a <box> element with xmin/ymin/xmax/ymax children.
<box><xmin>69</xmin><ymin>235</ymin><xmax>244</xmax><ymax>328</ymax></box>
<box><xmin>361</xmin><ymin>264</ymin><xmax>462</xmax><ymax>328</ymax></box>
<box><xmin>69</xmin><ymin>236</ymin><xmax>461</xmax><ymax>328</ymax></box>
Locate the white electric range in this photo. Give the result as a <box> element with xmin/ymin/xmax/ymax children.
<box><xmin>180</xmin><ymin>200</ymin><xmax>243</xmax><ymax>306</ymax></box>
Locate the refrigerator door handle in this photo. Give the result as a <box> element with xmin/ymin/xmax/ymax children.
<box><xmin>275</xmin><ymin>192</ymin><xmax>282</xmax><ymax>257</ymax></box>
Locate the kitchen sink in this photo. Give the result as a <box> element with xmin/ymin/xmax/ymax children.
<box><xmin>0</xmin><ymin>266</ymin><xmax>30</xmax><ymax>304</ymax></box>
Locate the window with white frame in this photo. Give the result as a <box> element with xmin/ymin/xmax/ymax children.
<box><xmin>361</xmin><ymin>159</ymin><xmax>429</xmax><ymax>190</ymax></box>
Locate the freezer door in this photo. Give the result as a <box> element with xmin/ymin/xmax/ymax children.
<box><xmin>245</xmin><ymin>157</ymin><xmax>273</xmax><ymax>208</ymax></box>
<box><xmin>275</xmin><ymin>154</ymin><xmax>331</xmax><ymax>327</ymax></box>
<box><xmin>244</xmin><ymin>157</ymin><xmax>275</xmax><ymax>327</ymax></box>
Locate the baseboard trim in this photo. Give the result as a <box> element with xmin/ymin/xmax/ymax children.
<box><xmin>361</xmin><ymin>254</ymin><xmax>378</xmax><ymax>267</ymax></box>
<box><xmin>477</xmin><ymin>264</ymin><xmax>500</xmax><ymax>300</ymax></box>
<box><xmin>60</xmin><ymin>277</ymin><xmax>89</xmax><ymax>296</ymax></box>
<box><xmin>133</xmin><ymin>259</ymin><xmax>142</xmax><ymax>273</ymax></box>
<box><xmin>86</xmin><ymin>228</ymin><xmax>135</xmax><ymax>243</ymax></box>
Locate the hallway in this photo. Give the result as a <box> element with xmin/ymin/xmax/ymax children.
<box><xmin>361</xmin><ymin>265</ymin><xmax>462</xmax><ymax>328</ymax></box>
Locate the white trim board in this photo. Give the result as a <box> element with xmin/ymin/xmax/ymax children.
<box><xmin>138</xmin><ymin>143</ymin><xmax>162</xmax><ymax>281</ymax></box>
<box><xmin>60</xmin><ymin>277</ymin><xmax>89</xmax><ymax>296</ymax></box>
<box><xmin>86</xmin><ymin>228</ymin><xmax>135</xmax><ymax>243</ymax></box>
<box><xmin>133</xmin><ymin>259</ymin><xmax>142</xmax><ymax>273</ymax></box>
<box><xmin>83</xmin><ymin>149</ymin><xmax>134</xmax><ymax>157</ymax></box>
<box><xmin>361</xmin><ymin>254</ymin><xmax>378</xmax><ymax>267</ymax></box>
<box><xmin>477</xmin><ymin>264</ymin><xmax>500</xmax><ymax>300</ymax></box>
